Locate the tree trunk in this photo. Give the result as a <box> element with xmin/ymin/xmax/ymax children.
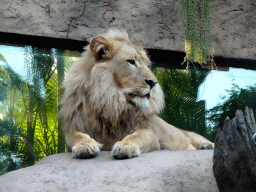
<box><xmin>57</xmin><ymin>49</ymin><xmax>65</xmax><ymax>153</ymax></box>
<box><xmin>213</xmin><ymin>106</ymin><xmax>256</xmax><ymax>192</ymax></box>
<box><xmin>26</xmin><ymin>87</ymin><xmax>36</xmax><ymax>165</ymax></box>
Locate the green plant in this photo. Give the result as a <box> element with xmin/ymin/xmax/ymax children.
<box><xmin>152</xmin><ymin>67</ymin><xmax>210</xmax><ymax>139</ymax></box>
<box><xmin>180</xmin><ymin>0</ymin><xmax>214</xmax><ymax>67</ymax></box>
<box><xmin>207</xmin><ymin>84</ymin><xmax>256</xmax><ymax>141</ymax></box>
<box><xmin>0</xmin><ymin>49</ymin><xmax>79</xmax><ymax>174</ymax></box>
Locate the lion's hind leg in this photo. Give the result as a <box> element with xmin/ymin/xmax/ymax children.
<box><xmin>186</xmin><ymin>144</ymin><xmax>197</xmax><ymax>150</ymax></box>
<box><xmin>200</xmin><ymin>142</ymin><xmax>214</xmax><ymax>150</ymax></box>
<box><xmin>181</xmin><ymin>129</ymin><xmax>214</xmax><ymax>150</ymax></box>
<box><xmin>66</xmin><ymin>131</ymin><xmax>102</xmax><ymax>158</ymax></box>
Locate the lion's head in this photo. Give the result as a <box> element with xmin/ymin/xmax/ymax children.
<box><xmin>90</xmin><ymin>29</ymin><xmax>164</xmax><ymax>115</ymax></box>
<box><xmin>60</xmin><ymin>29</ymin><xmax>165</xmax><ymax>149</ymax></box>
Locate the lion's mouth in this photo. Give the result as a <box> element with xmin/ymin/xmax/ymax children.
<box><xmin>128</xmin><ymin>92</ymin><xmax>150</xmax><ymax>99</ymax></box>
<box><xmin>126</xmin><ymin>92</ymin><xmax>151</xmax><ymax>107</ymax></box>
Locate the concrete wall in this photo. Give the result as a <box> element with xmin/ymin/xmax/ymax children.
<box><xmin>0</xmin><ymin>0</ymin><xmax>255</xmax><ymax>60</ymax></box>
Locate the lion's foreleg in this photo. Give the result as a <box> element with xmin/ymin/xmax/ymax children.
<box><xmin>111</xmin><ymin>129</ymin><xmax>160</xmax><ymax>159</ymax></box>
<box><xmin>66</xmin><ymin>131</ymin><xmax>102</xmax><ymax>158</ymax></box>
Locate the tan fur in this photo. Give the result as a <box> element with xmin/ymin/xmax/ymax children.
<box><xmin>60</xmin><ymin>29</ymin><xmax>214</xmax><ymax>159</ymax></box>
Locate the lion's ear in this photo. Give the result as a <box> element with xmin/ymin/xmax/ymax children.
<box><xmin>90</xmin><ymin>36</ymin><xmax>115</xmax><ymax>61</ymax></box>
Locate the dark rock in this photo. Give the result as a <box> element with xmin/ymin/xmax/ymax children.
<box><xmin>213</xmin><ymin>106</ymin><xmax>256</xmax><ymax>192</ymax></box>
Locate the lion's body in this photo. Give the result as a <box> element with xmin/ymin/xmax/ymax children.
<box><xmin>60</xmin><ymin>29</ymin><xmax>214</xmax><ymax>159</ymax></box>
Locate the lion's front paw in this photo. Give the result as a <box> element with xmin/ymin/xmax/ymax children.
<box><xmin>111</xmin><ymin>142</ymin><xmax>140</xmax><ymax>159</ymax></box>
<box><xmin>72</xmin><ymin>141</ymin><xmax>103</xmax><ymax>159</ymax></box>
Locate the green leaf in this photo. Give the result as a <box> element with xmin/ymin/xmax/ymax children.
<box><xmin>0</xmin><ymin>54</ymin><xmax>7</xmax><ymax>64</ymax></box>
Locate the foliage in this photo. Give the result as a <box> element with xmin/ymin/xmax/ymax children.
<box><xmin>207</xmin><ymin>84</ymin><xmax>256</xmax><ymax>141</ymax></box>
<box><xmin>0</xmin><ymin>49</ymin><xmax>78</xmax><ymax>175</ymax></box>
<box><xmin>0</xmin><ymin>54</ymin><xmax>7</xmax><ymax>64</ymax></box>
<box><xmin>0</xmin><ymin>120</ymin><xmax>24</xmax><ymax>175</ymax></box>
<box><xmin>152</xmin><ymin>67</ymin><xmax>210</xmax><ymax>139</ymax></box>
<box><xmin>0</xmin><ymin>55</ymin><xmax>28</xmax><ymax>174</ymax></box>
<box><xmin>180</xmin><ymin>0</ymin><xmax>214</xmax><ymax>66</ymax></box>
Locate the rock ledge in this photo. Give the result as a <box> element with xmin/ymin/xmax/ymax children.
<box><xmin>0</xmin><ymin>150</ymin><xmax>218</xmax><ymax>192</ymax></box>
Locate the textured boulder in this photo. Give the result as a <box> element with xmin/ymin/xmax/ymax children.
<box><xmin>0</xmin><ymin>150</ymin><xmax>218</xmax><ymax>192</ymax></box>
<box><xmin>213</xmin><ymin>107</ymin><xmax>256</xmax><ymax>192</ymax></box>
<box><xmin>0</xmin><ymin>0</ymin><xmax>255</xmax><ymax>59</ymax></box>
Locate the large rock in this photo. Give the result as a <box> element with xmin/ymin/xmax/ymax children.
<box><xmin>213</xmin><ymin>107</ymin><xmax>256</xmax><ymax>191</ymax></box>
<box><xmin>0</xmin><ymin>0</ymin><xmax>255</xmax><ymax>60</ymax></box>
<box><xmin>0</xmin><ymin>150</ymin><xmax>218</xmax><ymax>192</ymax></box>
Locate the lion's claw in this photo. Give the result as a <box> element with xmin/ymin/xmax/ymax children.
<box><xmin>111</xmin><ymin>142</ymin><xmax>140</xmax><ymax>159</ymax></box>
<box><xmin>72</xmin><ymin>142</ymin><xmax>103</xmax><ymax>159</ymax></box>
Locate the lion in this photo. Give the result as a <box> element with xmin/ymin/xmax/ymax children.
<box><xmin>60</xmin><ymin>29</ymin><xmax>214</xmax><ymax>159</ymax></box>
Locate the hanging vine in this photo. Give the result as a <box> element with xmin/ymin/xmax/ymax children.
<box><xmin>180</xmin><ymin>0</ymin><xmax>215</xmax><ymax>68</ymax></box>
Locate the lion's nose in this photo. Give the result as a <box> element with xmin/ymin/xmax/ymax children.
<box><xmin>145</xmin><ymin>79</ymin><xmax>158</xmax><ymax>90</ymax></box>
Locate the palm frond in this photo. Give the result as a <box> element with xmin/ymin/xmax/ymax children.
<box><xmin>153</xmin><ymin>67</ymin><xmax>209</xmax><ymax>136</ymax></box>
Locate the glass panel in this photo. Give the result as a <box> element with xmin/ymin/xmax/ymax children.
<box><xmin>0</xmin><ymin>45</ymin><xmax>78</xmax><ymax>175</ymax></box>
<box><xmin>0</xmin><ymin>44</ymin><xmax>256</xmax><ymax>175</ymax></box>
<box><xmin>151</xmin><ymin>66</ymin><xmax>256</xmax><ymax>142</ymax></box>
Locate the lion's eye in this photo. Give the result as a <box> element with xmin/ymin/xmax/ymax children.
<box><xmin>127</xmin><ymin>60</ymin><xmax>136</xmax><ymax>66</ymax></box>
